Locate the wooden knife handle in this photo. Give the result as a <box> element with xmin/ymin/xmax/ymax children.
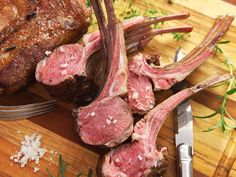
<box><xmin>177</xmin><ymin>143</ymin><xmax>193</xmax><ymax>177</ymax></box>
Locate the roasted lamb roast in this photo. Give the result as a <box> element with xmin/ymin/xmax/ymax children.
<box><xmin>0</xmin><ymin>0</ymin><xmax>91</xmax><ymax>94</ymax></box>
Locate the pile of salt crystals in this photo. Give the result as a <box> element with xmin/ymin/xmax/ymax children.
<box><xmin>10</xmin><ymin>133</ymin><xmax>47</xmax><ymax>173</ymax></box>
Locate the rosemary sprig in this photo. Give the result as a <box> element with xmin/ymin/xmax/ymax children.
<box><xmin>46</xmin><ymin>154</ymin><xmax>93</xmax><ymax>177</ymax></box>
<box><xmin>194</xmin><ymin>41</ymin><xmax>236</xmax><ymax>132</ymax></box>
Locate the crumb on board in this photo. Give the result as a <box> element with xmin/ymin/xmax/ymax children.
<box><xmin>33</xmin><ymin>167</ymin><xmax>40</xmax><ymax>173</ymax></box>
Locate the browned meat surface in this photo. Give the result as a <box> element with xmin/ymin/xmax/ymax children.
<box><xmin>0</xmin><ymin>0</ymin><xmax>39</xmax><ymax>43</ymax></box>
<box><xmin>0</xmin><ymin>0</ymin><xmax>91</xmax><ymax>94</ymax></box>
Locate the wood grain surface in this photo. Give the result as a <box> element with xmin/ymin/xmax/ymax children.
<box><xmin>1</xmin><ymin>0</ymin><xmax>236</xmax><ymax>177</ymax></box>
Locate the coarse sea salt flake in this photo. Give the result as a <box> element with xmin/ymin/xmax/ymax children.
<box><xmin>138</xmin><ymin>155</ymin><xmax>143</xmax><ymax>161</ymax></box>
<box><xmin>59</xmin><ymin>63</ymin><xmax>69</xmax><ymax>68</ymax></box>
<box><xmin>10</xmin><ymin>133</ymin><xmax>47</xmax><ymax>173</ymax></box>
<box><xmin>132</xmin><ymin>91</ymin><xmax>139</xmax><ymax>99</ymax></box>
<box><xmin>90</xmin><ymin>112</ymin><xmax>96</xmax><ymax>117</ymax></box>
<box><xmin>60</xmin><ymin>69</ymin><xmax>67</xmax><ymax>75</ymax></box>
<box><xmin>59</xmin><ymin>46</ymin><xmax>65</xmax><ymax>52</ymax></box>
<box><xmin>145</xmin><ymin>86</ymin><xmax>150</xmax><ymax>91</ymax></box>
<box><xmin>106</xmin><ymin>118</ymin><xmax>112</xmax><ymax>125</ymax></box>
<box><xmin>45</xmin><ymin>50</ymin><xmax>52</xmax><ymax>56</ymax></box>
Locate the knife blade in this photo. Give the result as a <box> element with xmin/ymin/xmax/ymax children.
<box><xmin>173</xmin><ymin>48</ymin><xmax>193</xmax><ymax>177</ymax></box>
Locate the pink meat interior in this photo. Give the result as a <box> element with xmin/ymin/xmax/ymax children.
<box><xmin>36</xmin><ymin>44</ymin><xmax>84</xmax><ymax>85</ymax></box>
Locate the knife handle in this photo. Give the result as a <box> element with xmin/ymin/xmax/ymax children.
<box><xmin>177</xmin><ymin>143</ymin><xmax>193</xmax><ymax>177</ymax></box>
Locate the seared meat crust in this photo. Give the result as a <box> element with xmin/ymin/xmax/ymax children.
<box><xmin>0</xmin><ymin>0</ymin><xmax>91</xmax><ymax>93</ymax></box>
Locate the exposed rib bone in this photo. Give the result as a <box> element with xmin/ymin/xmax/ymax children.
<box><xmin>125</xmin><ymin>12</ymin><xmax>190</xmax><ymax>37</ymax></box>
<box><xmin>128</xmin><ymin>15</ymin><xmax>234</xmax><ymax>91</ymax></box>
<box><xmin>126</xmin><ymin>26</ymin><xmax>193</xmax><ymax>46</ymax></box>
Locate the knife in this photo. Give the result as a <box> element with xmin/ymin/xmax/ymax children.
<box><xmin>173</xmin><ymin>48</ymin><xmax>193</xmax><ymax>177</ymax></box>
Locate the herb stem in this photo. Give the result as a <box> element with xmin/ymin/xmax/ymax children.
<box><xmin>195</xmin><ymin>41</ymin><xmax>236</xmax><ymax>132</ymax></box>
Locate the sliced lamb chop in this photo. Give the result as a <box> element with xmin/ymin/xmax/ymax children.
<box><xmin>97</xmin><ymin>74</ymin><xmax>231</xmax><ymax>177</ymax></box>
<box><xmin>36</xmin><ymin>13</ymin><xmax>192</xmax><ymax>103</ymax></box>
<box><xmin>74</xmin><ymin>0</ymin><xmax>132</xmax><ymax>147</ymax></box>
<box><xmin>129</xmin><ymin>15</ymin><xmax>234</xmax><ymax>91</ymax></box>
<box><xmin>127</xmin><ymin>54</ymin><xmax>160</xmax><ymax>114</ymax></box>
<box><xmin>127</xmin><ymin>15</ymin><xmax>234</xmax><ymax>114</ymax></box>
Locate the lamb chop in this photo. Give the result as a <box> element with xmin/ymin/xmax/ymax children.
<box><xmin>74</xmin><ymin>0</ymin><xmax>133</xmax><ymax>148</ymax></box>
<box><xmin>127</xmin><ymin>54</ymin><xmax>159</xmax><ymax>114</ymax></box>
<box><xmin>97</xmin><ymin>74</ymin><xmax>231</xmax><ymax>177</ymax></box>
<box><xmin>127</xmin><ymin>14</ymin><xmax>234</xmax><ymax>114</ymax></box>
<box><xmin>36</xmin><ymin>13</ymin><xmax>192</xmax><ymax>103</ymax></box>
<box><xmin>0</xmin><ymin>0</ymin><xmax>91</xmax><ymax>94</ymax></box>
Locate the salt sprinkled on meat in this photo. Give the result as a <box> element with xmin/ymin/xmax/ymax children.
<box><xmin>90</xmin><ymin>112</ymin><xmax>96</xmax><ymax>117</ymax></box>
<box><xmin>60</xmin><ymin>70</ymin><xmax>68</xmax><ymax>75</ymax></box>
<box><xmin>59</xmin><ymin>63</ymin><xmax>69</xmax><ymax>68</ymax></box>
<box><xmin>145</xmin><ymin>86</ymin><xmax>150</xmax><ymax>92</ymax></box>
<box><xmin>131</xmin><ymin>91</ymin><xmax>139</xmax><ymax>99</ymax></box>
<box><xmin>10</xmin><ymin>133</ymin><xmax>47</xmax><ymax>171</ymax></box>
<box><xmin>59</xmin><ymin>46</ymin><xmax>66</xmax><ymax>52</ymax></box>
<box><xmin>138</xmin><ymin>155</ymin><xmax>143</xmax><ymax>161</ymax></box>
<box><xmin>106</xmin><ymin>116</ymin><xmax>118</xmax><ymax>125</ymax></box>
<box><xmin>45</xmin><ymin>50</ymin><xmax>52</xmax><ymax>56</ymax></box>
<box><xmin>106</xmin><ymin>117</ymin><xmax>112</xmax><ymax>125</ymax></box>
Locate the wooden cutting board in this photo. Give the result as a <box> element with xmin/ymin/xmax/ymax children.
<box><xmin>1</xmin><ymin>0</ymin><xmax>236</xmax><ymax>176</ymax></box>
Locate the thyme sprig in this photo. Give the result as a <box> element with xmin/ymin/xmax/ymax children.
<box><xmin>120</xmin><ymin>1</ymin><xmax>189</xmax><ymax>41</ymax></box>
<box><xmin>46</xmin><ymin>154</ymin><xmax>93</xmax><ymax>177</ymax></box>
<box><xmin>194</xmin><ymin>41</ymin><xmax>236</xmax><ymax>132</ymax></box>
<box><xmin>172</xmin><ymin>32</ymin><xmax>191</xmax><ymax>42</ymax></box>
<box><xmin>86</xmin><ymin>0</ymin><xmax>91</xmax><ymax>7</ymax></box>
<box><xmin>88</xmin><ymin>0</ymin><xmax>189</xmax><ymax>41</ymax></box>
